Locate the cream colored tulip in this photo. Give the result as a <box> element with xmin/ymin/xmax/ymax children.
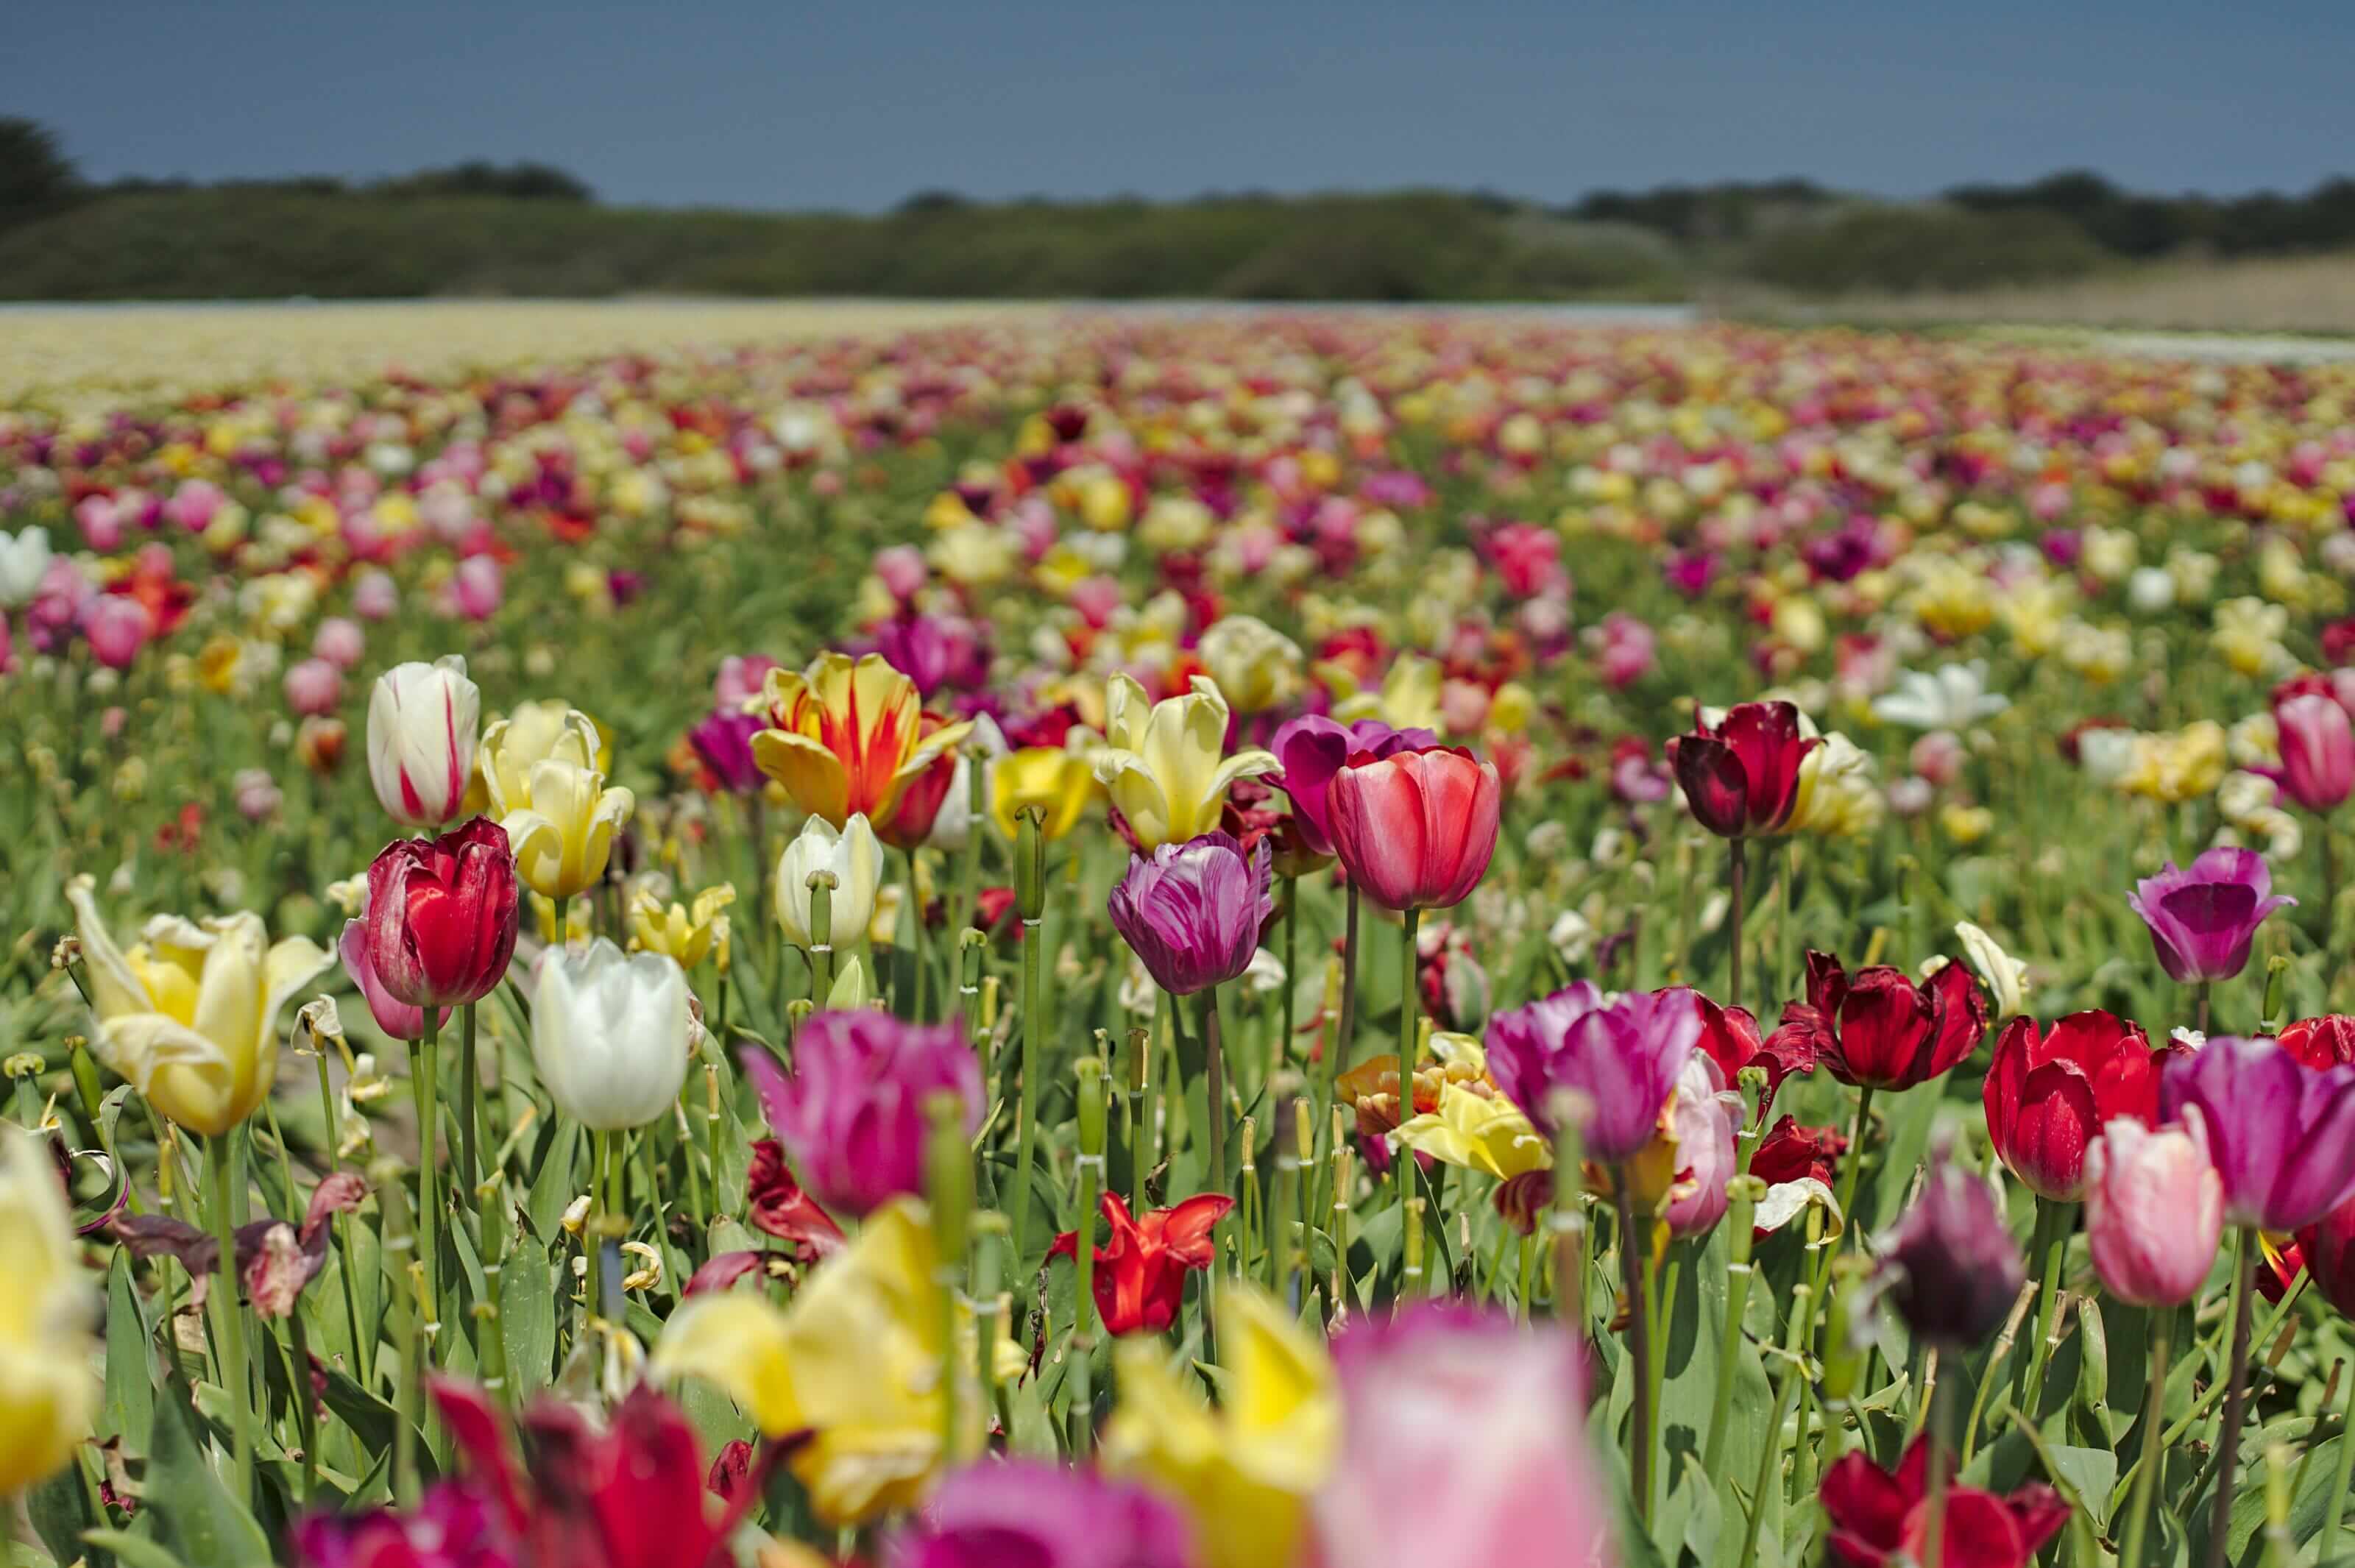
<box><xmin>776</xmin><ymin>813</ymin><xmax>882</xmax><ymax>950</ymax></box>
<box><xmin>1092</xmin><ymin>674</ymin><xmax>1277</xmax><ymax>850</ymax></box>
<box><xmin>0</xmin><ymin>1126</ymin><xmax>95</xmax><ymax>1497</ymax></box>
<box><xmin>67</xmin><ymin>876</ymin><xmax>333</xmax><ymax>1137</ymax></box>
<box><xmin>1197</xmin><ymin>614</ymin><xmax>1303</xmax><ymax>714</ymax></box>
<box><xmin>531</xmin><ymin>938</ymin><xmax>693</xmax><ymax>1131</ymax></box>
<box><xmin>482</xmin><ymin>706</ymin><xmax>636</xmax><ymax>900</ymax></box>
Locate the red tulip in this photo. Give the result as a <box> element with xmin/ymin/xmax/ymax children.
<box><xmin>1983</xmin><ymin>1010</ymin><xmax>2167</xmax><ymax>1200</ymax></box>
<box><xmin>1821</xmin><ymin>1436</ymin><xmax>2069</xmax><ymax>1568</ymax></box>
<box><xmin>1693</xmin><ymin>992</ymin><xmax>1817</xmax><ymax>1121</ymax></box>
<box><xmin>1049</xmin><ymin>1191</ymin><xmax>1233</xmax><ymax>1335</ymax></box>
<box><xmin>1769</xmin><ymin>950</ymin><xmax>1988</xmax><ymax>1092</ymax></box>
<box><xmin>361</xmin><ymin>816</ymin><xmax>520</xmax><ymax>1010</ymax></box>
<box><xmin>2295</xmin><ymin>1197</ymin><xmax>2355</xmax><ymax>1319</ymax></box>
<box><xmin>2278</xmin><ymin>1013</ymin><xmax>2355</xmax><ymax>1069</ymax></box>
<box><xmin>1325</xmin><ymin>745</ymin><xmax>1501</xmax><ymax>913</ymax></box>
<box><xmin>875</xmin><ymin>714</ymin><xmax>960</xmax><ymax>851</ymax></box>
<box><xmin>1666</xmin><ymin>700</ymin><xmax>1818</xmax><ymax>839</ymax></box>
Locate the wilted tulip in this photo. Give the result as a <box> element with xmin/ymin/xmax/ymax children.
<box><xmin>2085</xmin><ymin>1113</ymin><xmax>2223</xmax><ymax>1308</ymax></box>
<box><xmin>741</xmin><ymin>1010</ymin><xmax>982</xmax><ymax>1216</ymax></box>
<box><xmin>1107</xmin><ymin>830</ymin><xmax>1273</xmax><ymax>996</ymax></box>
<box><xmin>68</xmin><ymin>875</ymin><xmax>333</xmax><ymax>1135</ymax></box>
<box><xmin>2128</xmin><ymin>848</ymin><xmax>2293</xmax><ymax>985</ymax></box>
<box><xmin>775</xmin><ymin>812</ymin><xmax>882</xmax><ymax>950</ymax></box>
<box><xmin>530</xmin><ymin>938</ymin><xmax>693</xmax><ymax>1130</ymax></box>
<box><xmin>2161</xmin><ymin>1035</ymin><xmax>2355</xmax><ymax>1231</ymax></box>
<box><xmin>1486</xmin><ymin>982</ymin><xmax>1703</xmax><ymax>1163</ymax></box>
<box><xmin>1094</xmin><ymin>673</ymin><xmax>1278</xmax><ymax>851</ymax></box>
<box><xmin>1308</xmin><ymin>1305</ymin><xmax>1611</xmax><ymax>1568</ymax></box>
<box><xmin>1325</xmin><ymin>744</ymin><xmax>1501</xmax><ymax>913</ymax></box>
<box><xmin>1667</xmin><ymin>700</ymin><xmax>1818</xmax><ymax>838</ymax></box>
<box><xmin>1983</xmin><ymin>1010</ymin><xmax>2166</xmax><ymax>1200</ymax></box>
<box><xmin>366</xmin><ymin>655</ymin><xmax>481</xmax><ymax>829</ymax></box>
<box><xmin>0</xmin><ymin>1127</ymin><xmax>94</xmax><ymax>1497</ymax></box>
<box><xmin>1876</xmin><ymin>1150</ymin><xmax>2025</xmax><ymax>1348</ymax></box>
<box><xmin>361</xmin><ymin>817</ymin><xmax>520</xmax><ymax>1008</ymax></box>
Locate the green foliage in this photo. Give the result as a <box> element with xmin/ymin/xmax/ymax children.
<box><xmin>1736</xmin><ymin>204</ymin><xmax>2114</xmax><ymax>294</ymax></box>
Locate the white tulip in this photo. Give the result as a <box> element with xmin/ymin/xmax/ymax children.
<box><xmin>531</xmin><ymin>938</ymin><xmax>691</xmax><ymax>1130</ymax></box>
<box><xmin>1870</xmin><ymin>660</ymin><xmax>2009</xmax><ymax>731</ymax></box>
<box><xmin>775</xmin><ymin>812</ymin><xmax>882</xmax><ymax>950</ymax></box>
<box><xmin>924</xmin><ymin>713</ymin><xmax>1007</xmax><ymax>854</ymax></box>
<box><xmin>0</xmin><ymin>526</ymin><xmax>52</xmax><ymax>608</ymax></box>
<box><xmin>366</xmin><ymin>656</ymin><xmax>481</xmax><ymax>827</ymax></box>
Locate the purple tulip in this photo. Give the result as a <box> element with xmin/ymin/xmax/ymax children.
<box><xmin>887</xmin><ymin>1461</ymin><xmax>1196</xmax><ymax>1568</ymax></box>
<box><xmin>1267</xmin><ymin>716</ymin><xmax>1439</xmax><ymax>857</ymax></box>
<box><xmin>2127</xmin><ymin>848</ymin><xmax>2293</xmax><ymax>984</ymax></box>
<box><xmin>2160</xmin><ymin>1036</ymin><xmax>2355</xmax><ymax>1231</ymax></box>
<box><xmin>741</xmin><ymin>1012</ymin><xmax>983</xmax><ymax>1217</ymax></box>
<box><xmin>1485</xmin><ymin>983</ymin><xmax>1703</xmax><ymax>1163</ymax></box>
<box><xmin>1107</xmin><ymin>830</ymin><xmax>1274</xmax><ymax>997</ymax></box>
<box><xmin>1876</xmin><ymin>1148</ymin><xmax>2025</xmax><ymax>1348</ymax></box>
<box><xmin>688</xmin><ymin>708</ymin><xmax>766</xmax><ymax>796</ymax></box>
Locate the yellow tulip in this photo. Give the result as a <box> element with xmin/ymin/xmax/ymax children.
<box><xmin>1092</xmin><ymin>674</ymin><xmax>1277</xmax><ymax>850</ymax></box>
<box><xmin>1104</xmin><ymin>1285</ymin><xmax>1338</xmax><ymax>1568</ymax></box>
<box><xmin>67</xmin><ymin>876</ymin><xmax>333</xmax><ymax>1137</ymax></box>
<box><xmin>627</xmin><ymin>884</ymin><xmax>735</xmax><ymax>969</ymax></box>
<box><xmin>751</xmin><ymin>653</ymin><xmax>971</xmax><ymax>832</ymax></box>
<box><xmin>1391</xmin><ymin>1082</ymin><xmax>1551</xmax><ymax>1181</ymax></box>
<box><xmin>482</xmin><ymin>707</ymin><xmax>637</xmax><ymax>900</ymax></box>
<box><xmin>653</xmin><ymin>1199</ymin><xmax>970</xmax><ymax>1526</ymax></box>
<box><xmin>1197</xmin><ymin>614</ymin><xmax>1303</xmax><ymax>715</ymax></box>
<box><xmin>991</xmin><ymin>745</ymin><xmax>1097</xmax><ymax>842</ymax></box>
<box><xmin>1787</xmin><ymin>731</ymin><xmax>1884</xmax><ymax>841</ymax></box>
<box><xmin>1325</xmin><ymin>650</ymin><xmax>1443</xmax><ymax>731</ymax></box>
<box><xmin>0</xmin><ymin>1127</ymin><xmax>95</xmax><ymax>1496</ymax></box>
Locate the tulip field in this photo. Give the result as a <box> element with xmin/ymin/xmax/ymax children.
<box><xmin>15</xmin><ymin>309</ymin><xmax>2355</xmax><ymax>1568</ymax></box>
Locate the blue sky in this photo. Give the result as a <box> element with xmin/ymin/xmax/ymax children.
<box><xmin>16</xmin><ymin>1</ymin><xmax>2354</xmax><ymax>210</ymax></box>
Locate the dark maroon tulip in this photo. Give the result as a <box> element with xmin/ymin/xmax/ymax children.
<box><xmin>362</xmin><ymin>817</ymin><xmax>520</xmax><ymax>1010</ymax></box>
<box><xmin>1770</xmin><ymin>950</ymin><xmax>1987</xmax><ymax>1093</ymax></box>
<box><xmin>1820</xmin><ymin>1435</ymin><xmax>2068</xmax><ymax>1568</ymax></box>
<box><xmin>1666</xmin><ymin>700</ymin><xmax>1818</xmax><ymax>839</ymax></box>
<box><xmin>1877</xmin><ymin>1149</ymin><xmax>2025</xmax><ymax>1348</ymax></box>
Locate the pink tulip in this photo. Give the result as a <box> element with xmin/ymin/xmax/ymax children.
<box><xmin>352</xmin><ymin>569</ymin><xmax>399</xmax><ymax>620</ymax></box>
<box><xmin>339</xmin><ymin>919</ymin><xmax>447</xmax><ymax>1044</ymax></box>
<box><xmin>163</xmin><ymin>479</ymin><xmax>225</xmax><ymax>533</ymax></box>
<box><xmin>1311</xmin><ymin>1305</ymin><xmax>1612</xmax><ymax>1568</ymax></box>
<box><xmin>715</xmin><ymin>653</ymin><xmax>782</xmax><ymax>709</ymax></box>
<box><xmin>312</xmin><ymin>617</ymin><xmax>366</xmax><ymax>670</ymax></box>
<box><xmin>873</xmin><ymin>544</ymin><xmax>927</xmax><ymax>601</ymax></box>
<box><xmin>2085</xmin><ymin>1112</ymin><xmax>2223</xmax><ymax>1308</ymax></box>
<box><xmin>2277</xmin><ymin>692</ymin><xmax>2355</xmax><ymax>814</ymax></box>
<box><xmin>453</xmin><ymin>556</ymin><xmax>503</xmax><ymax>621</ymax></box>
<box><xmin>1664</xmin><ymin>1052</ymin><xmax>1743</xmax><ymax>1239</ymax></box>
<box><xmin>1909</xmin><ymin>731</ymin><xmax>1966</xmax><ymax>788</ymax></box>
<box><xmin>73</xmin><ymin>494</ymin><xmax>124</xmax><ymax>551</ymax></box>
<box><xmin>285</xmin><ymin>658</ymin><xmax>344</xmax><ymax>717</ymax></box>
<box><xmin>83</xmin><ymin>596</ymin><xmax>152</xmax><ymax>670</ymax></box>
<box><xmin>232</xmin><ymin>767</ymin><xmax>283</xmax><ymax>823</ymax></box>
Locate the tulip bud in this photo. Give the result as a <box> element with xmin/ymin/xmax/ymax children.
<box><xmin>2085</xmin><ymin>1112</ymin><xmax>2224</xmax><ymax>1307</ymax></box>
<box><xmin>365</xmin><ymin>656</ymin><xmax>480</xmax><ymax>828</ymax></box>
<box><xmin>1876</xmin><ymin>1149</ymin><xmax>2025</xmax><ymax>1348</ymax></box>
<box><xmin>776</xmin><ymin>814</ymin><xmax>881</xmax><ymax>952</ymax></box>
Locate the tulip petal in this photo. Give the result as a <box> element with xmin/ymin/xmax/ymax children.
<box><xmin>753</xmin><ymin>728</ymin><xmax>852</xmax><ymax>827</ymax></box>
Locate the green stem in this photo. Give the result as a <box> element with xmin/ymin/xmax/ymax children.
<box><xmin>371</xmin><ymin>1156</ymin><xmax>421</xmax><ymax>1509</ymax></box>
<box><xmin>1738</xmin><ymin>1279</ymin><xmax>1818</xmax><ymax>1568</ymax></box>
<box><xmin>1395</xmin><ymin>905</ymin><xmax>1422</xmax><ymax>1301</ymax></box>
<box><xmin>1337</xmin><ymin>879</ymin><xmax>1361</xmax><ymax>1071</ymax></box>
<box><xmin>1072</xmin><ymin>1058</ymin><xmax>1105</xmax><ymax>1457</ymax></box>
<box><xmin>1702</xmin><ymin>1177</ymin><xmax>1764</xmax><ymax>1472</ymax></box>
<box><xmin>2323</xmin><ymin>1341</ymin><xmax>2355</xmax><ymax>1551</ymax></box>
<box><xmin>1203</xmin><ymin>988</ymin><xmax>1228</xmax><ymax>1235</ymax></box>
<box><xmin>2120</xmin><ymin>1305</ymin><xmax>2173</xmax><ymax>1568</ymax></box>
<box><xmin>1615</xmin><ymin>1173</ymin><xmax>1654</xmax><ymax>1528</ymax></box>
<box><xmin>2018</xmin><ymin>1195</ymin><xmax>2072</xmax><ymax>1414</ymax></box>
<box><xmin>1922</xmin><ymin>1372</ymin><xmax>1953</xmax><ymax>1568</ymax></box>
<box><xmin>1013</xmin><ymin>877</ymin><xmax>1044</xmax><ymax>1261</ymax></box>
<box><xmin>411</xmin><ymin>1011</ymin><xmax>441</xmax><ymax>1366</ymax></box>
<box><xmin>205</xmin><ymin>1131</ymin><xmax>255</xmax><ymax>1503</ymax></box>
<box><xmin>1821</xmin><ymin>1085</ymin><xmax>1873</xmax><ymax>1286</ymax></box>
<box><xmin>1728</xmin><ymin>839</ymin><xmax>1746</xmax><ymax>1015</ymax></box>
<box><xmin>458</xmin><ymin>1004</ymin><xmax>481</xmax><ymax>1240</ymax></box>
<box><xmin>2206</xmin><ymin>1229</ymin><xmax>2259</xmax><ymax>1568</ymax></box>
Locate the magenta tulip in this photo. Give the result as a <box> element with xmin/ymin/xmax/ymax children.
<box><xmin>1486</xmin><ymin>982</ymin><xmax>1703</xmax><ymax>1162</ymax></box>
<box><xmin>2159</xmin><ymin>1035</ymin><xmax>2355</xmax><ymax>1231</ymax></box>
<box><xmin>2127</xmin><ymin>848</ymin><xmax>2293</xmax><ymax>984</ymax></box>
<box><xmin>741</xmin><ymin>1011</ymin><xmax>983</xmax><ymax>1216</ymax></box>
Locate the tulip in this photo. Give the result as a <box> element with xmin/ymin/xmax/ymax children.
<box><xmin>687</xmin><ymin>707</ymin><xmax>765</xmax><ymax>796</ymax></box>
<box><xmin>2160</xmin><ymin>1035</ymin><xmax>2355</xmax><ymax>1231</ymax></box>
<box><xmin>1197</xmin><ymin>613</ymin><xmax>1303</xmax><ymax>714</ymax></box>
<box><xmin>1667</xmin><ymin>700</ymin><xmax>1818</xmax><ymax>839</ymax></box>
<box><xmin>775</xmin><ymin>812</ymin><xmax>883</xmax><ymax>951</ymax></box>
<box><xmin>1693</xmin><ymin>990</ymin><xmax>1814</xmax><ymax>1121</ymax></box>
<box><xmin>0</xmin><ymin>1127</ymin><xmax>95</xmax><ymax>1497</ymax></box>
<box><xmin>481</xmin><ymin>706</ymin><xmax>635</xmax><ymax>901</ymax></box>
<box><xmin>2276</xmin><ymin>689</ymin><xmax>2355</xmax><ymax>813</ymax></box>
<box><xmin>2295</xmin><ymin>1193</ymin><xmax>2355</xmax><ymax>1322</ymax></box>
<box><xmin>1309</xmin><ymin>1305</ymin><xmax>1611</xmax><ymax>1568</ymax></box>
<box><xmin>352</xmin><ymin>569</ymin><xmax>399</xmax><ymax>620</ymax></box>
<box><xmin>2128</xmin><ymin>847</ymin><xmax>2293</xmax><ymax>985</ymax></box>
<box><xmin>1264</xmin><ymin>714</ymin><xmax>1437</xmax><ymax>858</ymax></box>
<box><xmin>366</xmin><ymin>656</ymin><xmax>481</xmax><ymax>829</ymax></box>
<box><xmin>361</xmin><ymin>817</ymin><xmax>520</xmax><ymax>1008</ymax></box>
<box><xmin>1389</xmin><ymin>1081</ymin><xmax>1550</xmax><ymax>1182</ymax></box>
<box><xmin>312</xmin><ymin>615</ymin><xmax>365</xmax><ymax>669</ymax></box>
<box><xmin>715</xmin><ymin>652</ymin><xmax>783</xmax><ymax>708</ymax></box>
<box><xmin>285</xmin><ymin>656</ymin><xmax>344</xmax><ymax>717</ymax></box>
<box><xmin>740</xmin><ymin>1010</ymin><xmax>982</xmax><ymax>1216</ymax></box>
<box><xmin>1107</xmin><ymin>830</ymin><xmax>1273</xmax><ymax>997</ymax></box>
<box><xmin>1983</xmin><ymin>1010</ymin><xmax>2165</xmax><ymax>1200</ymax></box>
<box><xmin>68</xmin><ymin>875</ymin><xmax>333</xmax><ymax>1136</ymax></box>
<box><xmin>627</xmin><ymin>884</ymin><xmax>734</xmax><ymax>970</ymax></box>
<box><xmin>1774</xmin><ymin>949</ymin><xmax>1988</xmax><ymax>1093</ymax></box>
<box><xmin>1819</xmin><ymin>1436</ymin><xmax>2069</xmax><ymax>1568</ymax></box>
<box><xmin>886</xmin><ymin>1461</ymin><xmax>1197</xmax><ymax>1568</ymax></box>
<box><xmin>452</xmin><ymin>555</ymin><xmax>503</xmax><ymax>620</ymax></box>
<box><xmin>291</xmin><ymin>1478</ymin><xmax>506</xmax><ymax>1568</ymax></box>
<box><xmin>1104</xmin><ymin>1285</ymin><xmax>1337</xmax><ymax>1568</ymax></box>
<box><xmin>1486</xmin><ymin>982</ymin><xmax>1703</xmax><ymax>1162</ymax></box>
<box><xmin>529</xmin><ymin>938</ymin><xmax>692</xmax><ymax>1130</ymax></box>
<box><xmin>1662</xmin><ymin>1051</ymin><xmax>1743</xmax><ymax>1240</ymax></box>
<box><xmin>1049</xmin><ymin>1191</ymin><xmax>1233</xmax><ymax>1336</ymax></box>
<box><xmin>1875</xmin><ymin>1150</ymin><xmax>2025</xmax><ymax>1348</ymax></box>
<box><xmin>655</xmin><ymin>1200</ymin><xmax>963</xmax><ymax>1525</ymax></box>
<box><xmin>991</xmin><ymin>745</ymin><xmax>1096</xmax><ymax>842</ymax></box>
<box><xmin>877</xmin><ymin>713</ymin><xmax>963</xmax><ymax>851</ymax></box>
<box><xmin>1093</xmin><ymin>673</ymin><xmax>1278</xmax><ymax>851</ymax></box>
<box><xmin>339</xmin><ymin>918</ymin><xmax>447</xmax><ymax>1043</ymax></box>
<box><xmin>2085</xmin><ymin>1113</ymin><xmax>2223</xmax><ymax>1307</ymax></box>
<box><xmin>1325</xmin><ymin>745</ymin><xmax>1501</xmax><ymax>913</ymax></box>
<box><xmin>751</xmin><ymin>652</ymin><xmax>971</xmax><ymax>831</ymax></box>
<box><xmin>84</xmin><ymin>593</ymin><xmax>152</xmax><ymax>670</ymax></box>
<box><xmin>0</xmin><ymin>525</ymin><xmax>53</xmax><ymax>608</ymax></box>
<box><xmin>1869</xmin><ymin>660</ymin><xmax>2011</xmax><ymax>731</ymax></box>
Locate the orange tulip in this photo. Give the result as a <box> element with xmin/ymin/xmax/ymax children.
<box><xmin>751</xmin><ymin>653</ymin><xmax>971</xmax><ymax>831</ymax></box>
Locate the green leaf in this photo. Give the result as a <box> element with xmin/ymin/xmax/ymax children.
<box><xmin>27</xmin><ymin>1461</ymin><xmax>93</xmax><ymax>1568</ymax></box>
<box><xmin>527</xmin><ymin>1119</ymin><xmax>584</xmax><ymax>1241</ymax></box>
<box><xmin>319</xmin><ymin>1365</ymin><xmax>401</xmax><ymax>1457</ymax></box>
<box><xmin>143</xmin><ymin>1380</ymin><xmax>273</xmax><ymax>1568</ymax></box>
<box><xmin>81</xmin><ymin>1531</ymin><xmax>191</xmax><ymax>1568</ymax></box>
<box><xmin>103</xmin><ymin>1249</ymin><xmax>155</xmax><ymax>1452</ymax></box>
<box><xmin>500</xmin><ymin>1237</ymin><xmax>557</xmax><ymax>1400</ymax></box>
<box><xmin>2044</xmin><ymin>1444</ymin><xmax>2120</xmax><ymax>1531</ymax></box>
<box><xmin>1679</xmin><ymin>1452</ymin><xmax>1724</xmax><ymax>1568</ymax></box>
